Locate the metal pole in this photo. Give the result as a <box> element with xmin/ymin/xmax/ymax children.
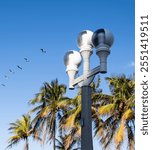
<box><xmin>81</xmin><ymin>85</ymin><xmax>93</xmax><ymax>150</ymax></box>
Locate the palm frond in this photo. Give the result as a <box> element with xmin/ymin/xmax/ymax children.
<box><xmin>98</xmin><ymin>104</ymin><xmax>115</xmax><ymax>116</ymax></box>
<box><xmin>122</xmin><ymin>109</ymin><xmax>134</xmax><ymax>121</ymax></box>
<box><xmin>114</xmin><ymin>120</ymin><xmax>125</xmax><ymax>149</ymax></box>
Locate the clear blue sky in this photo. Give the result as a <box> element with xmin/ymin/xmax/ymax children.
<box><xmin>0</xmin><ymin>0</ymin><xmax>134</xmax><ymax>149</ymax></box>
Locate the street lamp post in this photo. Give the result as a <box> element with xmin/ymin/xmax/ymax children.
<box><xmin>64</xmin><ymin>28</ymin><xmax>114</xmax><ymax>150</ymax></box>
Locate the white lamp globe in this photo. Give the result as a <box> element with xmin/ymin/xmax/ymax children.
<box><xmin>64</xmin><ymin>50</ymin><xmax>82</xmax><ymax>71</ymax></box>
<box><xmin>64</xmin><ymin>50</ymin><xmax>82</xmax><ymax>89</ymax></box>
<box><xmin>77</xmin><ymin>30</ymin><xmax>94</xmax><ymax>50</ymax></box>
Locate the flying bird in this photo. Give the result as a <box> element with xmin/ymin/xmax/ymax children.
<box><xmin>4</xmin><ymin>75</ymin><xmax>8</xmax><ymax>79</ymax></box>
<box><xmin>17</xmin><ymin>65</ymin><xmax>22</xmax><ymax>70</ymax></box>
<box><xmin>24</xmin><ymin>58</ymin><xmax>30</xmax><ymax>62</ymax></box>
<box><xmin>40</xmin><ymin>49</ymin><xmax>46</xmax><ymax>53</ymax></box>
<box><xmin>1</xmin><ymin>84</ymin><xmax>6</xmax><ymax>87</ymax></box>
<box><xmin>9</xmin><ymin>69</ymin><xmax>15</xmax><ymax>74</ymax></box>
<box><xmin>9</xmin><ymin>69</ymin><xmax>13</xmax><ymax>72</ymax></box>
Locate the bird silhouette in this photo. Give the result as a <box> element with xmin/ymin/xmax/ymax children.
<box><xmin>40</xmin><ymin>49</ymin><xmax>46</xmax><ymax>53</ymax></box>
<box><xmin>9</xmin><ymin>69</ymin><xmax>15</xmax><ymax>74</ymax></box>
<box><xmin>24</xmin><ymin>58</ymin><xmax>30</xmax><ymax>62</ymax></box>
<box><xmin>17</xmin><ymin>65</ymin><xmax>22</xmax><ymax>70</ymax></box>
<box><xmin>1</xmin><ymin>84</ymin><xmax>6</xmax><ymax>87</ymax></box>
<box><xmin>4</xmin><ymin>75</ymin><xmax>8</xmax><ymax>79</ymax></box>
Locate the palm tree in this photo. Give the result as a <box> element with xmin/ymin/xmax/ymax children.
<box><xmin>29</xmin><ymin>79</ymin><xmax>70</xmax><ymax>150</ymax></box>
<box><xmin>60</xmin><ymin>77</ymin><xmax>101</xmax><ymax>149</ymax></box>
<box><xmin>7</xmin><ymin>115</ymin><xmax>33</xmax><ymax>150</ymax></box>
<box><xmin>60</xmin><ymin>93</ymin><xmax>81</xmax><ymax>148</ymax></box>
<box><xmin>55</xmin><ymin>135</ymin><xmax>81</xmax><ymax>150</ymax></box>
<box><xmin>94</xmin><ymin>74</ymin><xmax>135</xmax><ymax>150</ymax></box>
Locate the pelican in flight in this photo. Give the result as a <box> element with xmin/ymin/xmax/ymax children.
<box><xmin>24</xmin><ymin>58</ymin><xmax>30</xmax><ymax>62</ymax></box>
<box><xmin>1</xmin><ymin>84</ymin><xmax>6</xmax><ymax>87</ymax></box>
<box><xmin>17</xmin><ymin>65</ymin><xmax>22</xmax><ymax>70</ymax></box>
<box><xmin>40</xmin><ymin>49</ymin><xmax>46</xmax><ymax>53</ymax></box>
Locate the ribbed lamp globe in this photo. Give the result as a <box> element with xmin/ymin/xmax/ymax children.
<box><xmin>92</xmin><ymin>28</ymin><xmax>114</xmax><ymax>49</ymax></box>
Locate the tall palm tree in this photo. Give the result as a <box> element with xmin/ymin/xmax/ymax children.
<box><xmin>7</xmin><ymin>115</ymin><xmax>33</xmax><ymax>150</ymax></box>
<box><xmin>94</xmin><ymin>75</ymin><xmax>135</xmax><ymax>150</ymax></box>
<box><xmin>29</xmin><ymin>79</ymin><xmax>70</xmax><ymax>150</ymax></box>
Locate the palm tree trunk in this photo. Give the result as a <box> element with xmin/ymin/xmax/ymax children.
<box><xmin>53</xmin><ymin>119</ymin><xmax>56</xmax><ymax>150</ymax></box>
<box><xmin>24</xmin><ymin>137</ymin><xmax>29</xmax><ymax>150</ymax></box>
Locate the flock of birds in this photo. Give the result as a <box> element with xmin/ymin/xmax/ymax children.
<box><xmin>1</xmin><ymin>49</ymin><xmax>47</xmax><ymax>87</ymax></box>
